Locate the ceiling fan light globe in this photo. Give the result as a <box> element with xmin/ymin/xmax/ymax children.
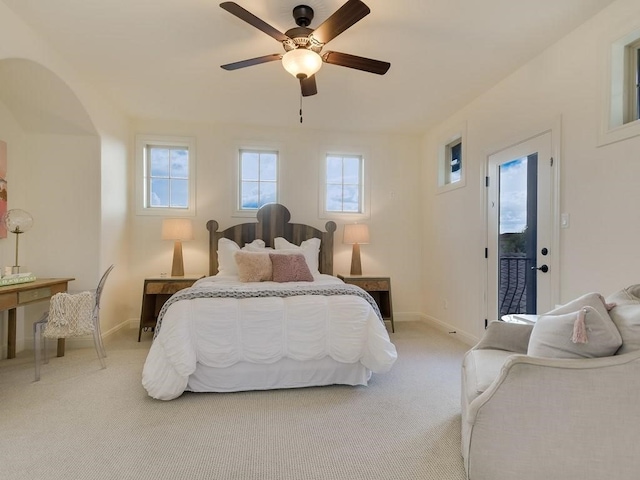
<box><xmin>282</xmin><ymin>49</ymin><xmax>322</xmax><ymax>79</ymax></box>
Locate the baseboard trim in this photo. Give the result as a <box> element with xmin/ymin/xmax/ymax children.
<box><xmin>10</xmin><ymin>314</ymin><xmax>479</xmax><ymax>354</ymax></box>
<box><xmin>401</xmin><ymin>312</ymin><xmax>478</xmax><ymax>347</ymax></box>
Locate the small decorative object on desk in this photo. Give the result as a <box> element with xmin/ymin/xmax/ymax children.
<box><xmin>0</xmin><ymin>272</ymin><xmax>36</xmax><ymax>286</ymax></box>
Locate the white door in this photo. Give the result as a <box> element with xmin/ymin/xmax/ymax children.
<box><xmin>487</xmin><ymin>131</ymin><xmax>557</xmax><ymax>321</ymax></box>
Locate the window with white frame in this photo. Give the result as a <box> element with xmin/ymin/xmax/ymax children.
<box><xmin>446</xmin><ymin>139</ymin><xmax>462</xmax><ymax>185</ymax></box>
<box><xmin>239</xmin><ymin>149</ymin><xmax>278</xmax><ymax>210</ymax></box>
<box><xmin>599</xmin><ymin>28</ymin><xmax>640</xmax><ymax>146</ymax></box>
<box><xmin>437</xmin><ymin>123</ymin><xmax>466</xmax><ymax>193</ymax></box>
<box><xmin>135</xmin><ymin>135</ymin><xmax>196</xmax><ymax>216</ymax></box>
<box><xmin>625</xmin><ymin>38</ymin><xmax>640</xmax><ymax>124</ymax></box>
<box><xmin>325</xmin><ymin>154</ymin><xmax>364</xmax><ymax>213</ymax></box>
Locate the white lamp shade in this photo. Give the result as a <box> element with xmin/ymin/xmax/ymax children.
<box><xmin>161</xmin><ymin>218</ymin><xmax>194</xmax><ymax>241</ymax></box>
<box><xmin>282</xmin><ymin>49</ymin><xmax>322</xmax><ymax>78</ymax></box>
<box><xmin>343</xmin><ymin>223</ymin><xmax>370</xmax><ymax>244</ymax></box>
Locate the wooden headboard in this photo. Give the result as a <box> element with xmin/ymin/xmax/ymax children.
<box><xmin>206</xmin><ymin>203</ymin><xmax>337</xmax><ymax>276</ymax></box>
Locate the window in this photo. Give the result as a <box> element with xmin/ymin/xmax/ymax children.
<box><xmin>135</xmin><ymin>135</ymin><xmax>196</xmax><ymax>216</ymax></box>
<box><xmin>625</xmin><ymin>38</ymin><xmax>640</xmax><ymax>124</ymax></box>
<box><xmin>239</xmin><ymin>149</ymin><xmax>278</xmax><ymax>210</ymax></box>
<box><xmin>446</xmin><ymin>140</ymin><xmax>462</xmax><ymax>185</ymax></box>
<box><xmin>437</xmin><ymin>123</ymin><xmax>466</xmax><ymax>193</ymax></box>
<box><xmin>325</xmin><ymin>154</ymin><xmax>364</xmax><ymax>213</ymax></box>
<box><xmin>146</xmin><ymin>145</ymin><xmax>189</xmax><ymax>208</ymax></box>
<box><xmin>599</xmin><ymin>27</ymin><xmax>640</xmax><ymax>146</ymax></box>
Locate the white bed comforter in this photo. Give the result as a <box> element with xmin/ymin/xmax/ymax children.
<box><xmin>142</xmin><ymin>275</ymin><xmax>397</xmax><ymax>400</ymax></box>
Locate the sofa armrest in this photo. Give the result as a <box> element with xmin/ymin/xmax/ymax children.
<box><xmin>463</xmin><ymin>350</ymin><xmax>640</xmax><ymax>480</ymax></box>
<box><xmin>473</xmin><ymin>320</ymin><xmax>533</xmax><ymax>353</ymax></box>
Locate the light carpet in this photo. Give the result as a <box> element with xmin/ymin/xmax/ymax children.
<box><xmin>0</xmin><ymin>321</ymin><xmax>469</xmax><ymax>480</ymax></box>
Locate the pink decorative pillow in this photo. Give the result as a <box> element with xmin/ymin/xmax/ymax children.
<box><xmin>269</xmin><ymin>253</ymin><xmax>314</xmax><ymax>282</ymax></box>
<box><xmin>234</xmin><ymin>251</ymin><xmax>272</xmax><ymax>282</ymax></box>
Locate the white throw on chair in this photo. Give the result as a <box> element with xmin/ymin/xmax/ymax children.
<box><xmin>33</xmin><ymin>264</ymin><xmax>114</xmax><ymax>381</ymax></box>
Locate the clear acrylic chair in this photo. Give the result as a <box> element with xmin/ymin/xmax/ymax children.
<box><xmin>33</xmin><ymin>264</ymin><xmax>114</xmax><ymax>381</ymax></box>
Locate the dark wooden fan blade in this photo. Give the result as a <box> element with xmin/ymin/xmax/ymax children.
<box><xmin>300</xmin><ymin>75</ymin><xmax>318</xmax><ymax>97</ymax></box>
<box><xmin>322</xmin><ymin>51</ymin><xmax>390</xmax><ymax>75</ymax></box>
<box><xmin>221</xmin><ymin>54</ymin><xmax>282</xmax><ymax>70</ymax></box>
<box><xmin>311</xmin><ymin>0</ymin><xmax>370</xmax><ymax>45</ymax></box>
<box><xmin>220</xmin><ymin>2</ymin><xmax>289</xmax><ymax>43</ymax></box>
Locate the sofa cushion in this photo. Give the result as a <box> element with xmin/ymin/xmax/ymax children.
<box><xmin>546</xmin><ymin>292</ymin><xmax>612</xmax><ymax>319</ymax></box>
<box><xmin>475</xmin><ymin>321</ymin><xmax>533</xmax><ymax>353</ymax></box>
<box><xmin>606</xmin><ymin>285</ymin><xmax>640</xmax><ymax>355</ymax></box>
<box><xmin>462</xmin><ymin>349</ymin><xmax>515</xmax><ymax>404</ymax></box>
<box><xmin>528</xmin><ymin>307</ymin><xmax>622</xmax><ymax>359</ymax></box>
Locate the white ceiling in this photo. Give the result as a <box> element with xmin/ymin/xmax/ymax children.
<box><xmin>3</xmin><ymin>0</ymin><xmax>617</xmax><ymax>134</ymax></box>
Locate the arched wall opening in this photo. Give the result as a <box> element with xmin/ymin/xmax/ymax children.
<box><xmin>0</xmin><ymin>58</ymin><xmax>103</xmax><ymax>355</ymax></box>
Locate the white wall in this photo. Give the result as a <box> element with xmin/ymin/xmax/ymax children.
<box><xmin>128</xmin><ymin>119</ymin><xmax>423</xmax><ymax>323</ymax></box>
<box><xmin>421</xmin><ymin>0</ymin><xmax>640</xmax><ymax>342</ymax></box>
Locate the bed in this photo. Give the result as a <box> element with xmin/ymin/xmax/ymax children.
<box><xmin>142</xmin><ymin>203</ymin><xmax>397</xmax><ymax>400</ymax></box>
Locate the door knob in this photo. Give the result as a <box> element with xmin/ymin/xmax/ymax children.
<box><xmin>531</xmin><ymin>265</ymin><xmax>549</xmax><ymax>273</ymax></box>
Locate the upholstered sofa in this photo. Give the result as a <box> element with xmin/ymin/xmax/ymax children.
<box><xmin>461</xmin><ymin>285</ymin><xmax>640</xmax><ymax>480</ymax></box>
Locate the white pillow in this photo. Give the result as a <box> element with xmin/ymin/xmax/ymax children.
<box><xmin>545</xmin><ymin>292</ymin><xmax>612</xmax><ymax>319</ymax></box>
<box><xmin>527</xmin><ymin>307</ymin><xmax>622</xmax><ymax>359</ymax></box>
<box><xmin>217</xmin><ymin>238</ymin><xmax>240</xmax><ymax>275</ymax></box>
<box><xmin>274</xmin><ymin>237</ymin><xmax>321</xmax><ymax>275</ymax></box>
<box><xmin>243</xmin><ymin>239</ymin><xmax>273</xmax><ymax>252</ymax></box>
<box><xmin>218</xmin><ymin>238</ymin><xmax>275</xmax><ymax>275</ymax></box>
<box><xmin>606</xmin><ymin>285</ymin><xmax>640</xmax><ymax>354</ymax></box>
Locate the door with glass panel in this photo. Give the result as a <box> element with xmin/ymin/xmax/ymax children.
<box><xmin>487</xmin><ymin>132</ymin><xmax>556</xmax><ymax>321</ymax></box>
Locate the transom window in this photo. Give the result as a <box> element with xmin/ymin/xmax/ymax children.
<box><xmin>239</xmin><ymin>149</ymin><xmax>278</xmax><ymax>210</ymax></box>
<box><xmin>325</xmin><ymin>154</ymin><xmax>363</xmax><ymax>213</ymax></box>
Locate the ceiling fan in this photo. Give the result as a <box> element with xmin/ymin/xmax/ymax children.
<box><xmin>220</xmin><ymin>0</ymin><xmax>391</xmax><ymax>97</ymax></box>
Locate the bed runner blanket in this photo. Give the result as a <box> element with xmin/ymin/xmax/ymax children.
<box><xmin>153</xmin><ymin>283</ymin><xmax>383</xmax><ymax>339</ymax></box>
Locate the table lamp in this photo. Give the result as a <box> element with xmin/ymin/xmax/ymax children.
<box><xmin>343</xmin><ymin>223</ymin><xmax>370</xmax><ymax>276</ymax></box>
<box><xmin>3</xmin><ymin>209</ymin><xmax>34</xmax><ymax>274</ymax></box>
<box><xmin>161</xmin><ymin>218</ymin><xmax>194</xmax><ymax>277</ymax></box>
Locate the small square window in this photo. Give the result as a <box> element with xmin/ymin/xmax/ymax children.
<box><xmin>239</xmin><ymin>149</ymin><xmax>278</xmax><ymax>210</ymax></box>
<box><xmin>599</xmin><ymin>28</ymin><xmax>640</xmax><ymax>146</ymax></box>
<box><xmin>325</xmin><ymin>154</ymin><xmax>364</xmax><ymax>213</ymax></box>
<box><xmin>437</xmin><ymin>124</ymin><xmax>466</xmax><ymax>193</ymax></box>
<box><xmin>135</xmin><ymin>135</ymin><xmax>196</xmax><ymax>216</ymax></box>
<box><xmin>625</xmin><ymin>38</ymin><xmax>640</xmax><ymax>124</ymax></box>
<box><xmin>147</xmin><ymin>145</ymin><xmax>189</xmax><ymax>208</ymax></box>
<box><xmin>446</xmin><ymin>140</ymin><xmax>462</xmax><ymax>185</ymax></box>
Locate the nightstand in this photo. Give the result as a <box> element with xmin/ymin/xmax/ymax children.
<box><xmin>337</xmin><ymin>274</ymin><xmax>394</xmax><ymax>332</ymax></box>
<box><xmin>138</xmin><ymin>274</ymin><xmax>204</xmax><ymax>341</ymax></box>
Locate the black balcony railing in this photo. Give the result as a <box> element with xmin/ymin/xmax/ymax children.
<box><xmin>499</xmin><ymin>255</ymin><xmax>535</xmax><ymax>315</ymax></box>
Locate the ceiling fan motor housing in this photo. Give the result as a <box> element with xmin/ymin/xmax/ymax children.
<box><xmin>283</xmin><ymin>27</ymin><xmax>318</xmax><ymax>51</ymax></box>
<box><xmin>292</xmin><ymin>5</ymin><xmax>314</xmax><ymax>27</ymax></box>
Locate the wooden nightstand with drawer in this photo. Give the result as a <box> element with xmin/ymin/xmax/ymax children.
<box><xmin>138</xmin><ymin>274</ymin><xmax>204</xmax><ymax>341</ymax></box>
<box><xmin>337</xmin><ymin>274</ymin><xmax>394</xmax><ymax>332</ymax></box>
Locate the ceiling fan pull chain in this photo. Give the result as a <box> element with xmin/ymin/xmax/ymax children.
<box><xmin>299</xmin><ymin>94</ymin><xmax>303</xmax><ymax>123</ymax></box>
